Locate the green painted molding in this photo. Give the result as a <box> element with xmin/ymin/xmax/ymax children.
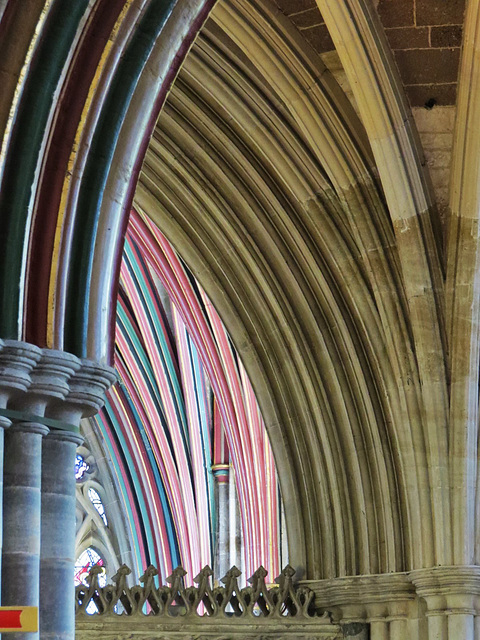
<box><xmin>0</xmin><ymin>408</ymin><xmax>79</xmax><ymax>433</ymax></box>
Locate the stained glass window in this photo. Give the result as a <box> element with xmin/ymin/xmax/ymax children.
<box><xmin>75</xmin><ymin>454</ymin><xmax>89</xmax><ymax>481</ymax></box>
<box><xmin>74</xmin><ymin>547</ymin><xmax>105</xmax><ymax>587</ymax></box>
<box><xmin>88</xmin><ymin>487</ymin><xmax>108</xmax><ymax>526</ymax></box>
<box><xmin>74</xmin><ymin>548</ymin><xmax>106</xmax><ymax>614</ymax></box>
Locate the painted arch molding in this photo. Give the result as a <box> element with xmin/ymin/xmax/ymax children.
<box><xmin>1</xmin><ymin>0</ymin><xmax>479</xmax><ymax>581</ymax></box>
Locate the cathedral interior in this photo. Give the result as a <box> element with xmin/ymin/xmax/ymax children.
<box><xmin>0</xmin><ymin>0</ymin><xmax>479</xmax><ymax>638</ymax></box>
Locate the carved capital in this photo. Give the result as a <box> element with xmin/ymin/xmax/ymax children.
<box><xmin>0</xmin><ymin>339</ymin><xmax>42</xmax><ymax>407</ymax></box>
<box><xmin>409</xmin><ymin>565</ymin><xmax>480</xmax><ymax>616</ymax></box>
<box><xmin>47</xmin><ymin>359</ymin><xmax>117</xmax><ymax>424</ymax></box>
<box><xmin>10</xmin><ymin>348</ymin><xmax>81</xmax><ymax>415</ymax></box>
<box><xmin>301</xmin><ymin>571</ymin><xmax>415</xmax><ymax>624</ymax></box>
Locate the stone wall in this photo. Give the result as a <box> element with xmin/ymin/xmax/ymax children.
<box><xmin>273</xmin><ymin>0</ymin><xmax>465</xmax><ymax>106</ymax></box>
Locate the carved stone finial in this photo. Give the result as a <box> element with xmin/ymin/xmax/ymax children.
<box><xmin>221</xmin><ymin>565</ymin><xmax>241</xmax><ymax>585</ymax></box>
<box><xmin>140</xmin><ymin>565</ymin><xmax>158</xmax><ymax>583</ymax></box>
<box><xmin>194</xmin><ymin>565</ymin><xmax>213</xmax><ymax>584</ymax></box>
<box><xmin>248</xmin><ymin>565</ymin><xmax>268</xmax><ymax>584</ymax></box>
<box><xmin>166</xmin><ymin>566</ymin><xmax>187</xmax><ymax>584</ymax></box>
<box><xmin>111</xmin><ymin>564</ymin><xmax>132</xmax><ymax>583</ymax></box>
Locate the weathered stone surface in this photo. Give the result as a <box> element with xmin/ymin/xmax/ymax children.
<box><xmin>405</xmin><ymin>83</ymin><xmax>457</xmax><ymax>107</ymax></box>
<box><xmin>431</xmin><ymin>25</ymin><xmax>463</xmax><ymax>47</ymax></box>
<box><xmin>377</xmin><ymin>0</ymin><xmax>414</xmax><ymax>28</ymax></box>
<box><xmin>302</xmin><ymin>24</ymin><xmax>335</xmax><ymax>54</ymax></box>
<box><xmin>385</xmin><ymin>26</ymin><xmax>430</xmax><ymax>49</ymax></box>
<box><xmin>416</xmin><ymin>0</ymin><xmax>466</xmax><ymax>26</ymax></box>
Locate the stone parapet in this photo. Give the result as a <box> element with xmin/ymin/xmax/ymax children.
<box><xmin>76</xmin><ymin>564</ymin><xmax>342</xmax><ymax>640</ymax></box>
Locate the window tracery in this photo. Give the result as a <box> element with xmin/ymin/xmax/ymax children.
<box><xmin>75</xmin><ymin>441</ymin><xmax>126</xmax><ymax>591</ymax></box>
<box><xmin>87</xmin><ymin>487</ymin><xmax>108</xmax><ymax>526</ymax></box>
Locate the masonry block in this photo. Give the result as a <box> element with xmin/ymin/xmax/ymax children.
<box><xmin>416</xmin><ymin>0</ymin><xmax>466</xmax><ymax>26</ymax></box>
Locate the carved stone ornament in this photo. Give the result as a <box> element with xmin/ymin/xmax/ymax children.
<box><xmin>76</xmin><ymin>565</ymin><xmax>342</xmax><ymax>639</ymax></box>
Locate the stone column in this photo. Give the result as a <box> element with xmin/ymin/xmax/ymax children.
<box><xmin>40</xmin><ymin>430</ymin><xmax>82</xmax><ymax>640</ymax></box>
<box><xmin>212</xmin><ymin>464</ymin><xmax>229</xmax><ymax>580</ymax></box>
<box><xmin>3</xmin><ymin>421</ymin><xmax>48</xmax><ymax>620</ymax></box>
<box><xmin>2</xmin><ymin>348</ymin><xmax>79</xmax><ymax>640</ymax></box>
<box><xmin>474</xmin><ymin>610</ymin><xmax>480</xmax><ymax>639</ymax></box>
<box><xmin>410</xmin><ymin>566</ymin><xmax>480</xmax><ymax>640</ymax></box>
<box><xmin>0</xmin><ymin>340</ymin><xmax>41</xmax><ymax>598</ymax></box>
<box><xmin>40</xmin><ymin>359</ymin><xmax>116</xmax><ymax>640</ymax></box>
<box><xmin>0</xmin><ymin>341</ymin><xmax>42</xmax><ymax>622</ymax></box>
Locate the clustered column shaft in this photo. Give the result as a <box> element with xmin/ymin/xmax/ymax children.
<box><xmin>40</xmin><ymin>431</ymin><xmax>83</xmax><ymax>640</ymax></box>
<box><xmin>2</xmin><ymin>421</ymin><xmax>48</xmax><ymax>640</ymax></box>
<box><xmin>0</xmin><ymin>340</ymin><xmax>115</xmax><ymax>640</ymax></box>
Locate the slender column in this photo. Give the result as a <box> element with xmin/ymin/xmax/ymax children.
<box><xmin>367</xmin><ymin>601</ymin><xmax>412</xmax><ymax>640</ymax></box>
<box><xmin>368</xmin><ymin>604</ymin><xmax>389</xmax><ymax>640</ymax></box>
<box><xmin>370</xmin><ymin>621</ymin><xmax>389</xmax><ymax>640</ymax></box>
<box><xmin>212</xmin><ymin>464</ymin><xmax>229</xmax><ymax>580</ymax></box>
<box><xmin>0</xmin><ymin>340</ymin><xmax>42</xmax><ymax>603</ymax></box>
<box><xmin>40</xmin><ymin>430</ymin><xmax>82</xmax><ymax>640</ymax></box>
<box><xmin>448</xmin><ymin>612</ymin><xmax>474</xmax><ymax>640</ymax></box>
<box><xmin>426</xmin><ymin>612</ymin><xmax>447</xmax><ymax>640</ymax></box>
<box><xmin>229</xmin><ymin>472</ymin><xmax>237</xmax><ymax>567</ymax></box>
<box><xmin>2</xmin><ymin>420</ymin><xmax>49</xmax><ymax>640</ymax></box>
<box><xmin>475</xmin><ymin>609</ymin><xmax>480</xmax><ymax>639</ymax></box>
<box><xmin>2</xmin><ymin>347</ymin><xmax>79</xmax><ymax>640</ymax></box>
<box><xmin>40</xmin><ymin>359</ymin><xmax>116</xmax><ymax>640</ymax></box>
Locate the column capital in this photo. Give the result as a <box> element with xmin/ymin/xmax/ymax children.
<box><xmin>300</xmin><ymin>572</ymin><xmax>415</xmax><ymax>624</ymax></box>
<box><xmin>0</xmin><ymin>339</ymin><xmax>42</xmax><ymax>407</ymax></box>
<box><xmin>47</xmin><ymin>358</ymin><xmax>117</xmax><ymax>425</ymax></box>
<box><xmin>409</xmin><ymin>565</ymin><xmax>480</xmax><ymax>615</ymax></box>
<box><xmin>30</xmin><ymin>348</ymin><xmax>81</xmax><ymax>402</ymax></box>
<box><xmin>10</xmin><ymin>348</ymin><xmax>81</xmax><ymax>415</ymax></box>
<box><xmin>0</xmin><ymin>342</ymin><xmax>116</xmax><ymax>430</ymax></box>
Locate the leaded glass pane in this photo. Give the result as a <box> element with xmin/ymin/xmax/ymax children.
<box><xmin>87</xmin><ymin>487</ymin><xmax>108</xmax><ymax>526</ymax></box>
<box><xmin>75</xmin><ymin>454</ymin><xmax>89</xmax><ymax>481</ymax></box>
